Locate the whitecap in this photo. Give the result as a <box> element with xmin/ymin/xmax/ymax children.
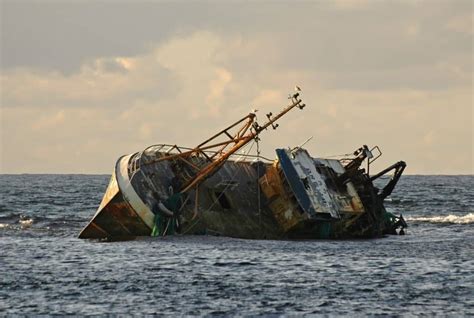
<box><xmin>19</xmin><ymin>218</ymin><xmax>33</xmax><ymax>228</ymax></box>
<box><xmin>406</xmin><ymin>213</ymin><xmax>474</xmax><ymax>224</ymax></box>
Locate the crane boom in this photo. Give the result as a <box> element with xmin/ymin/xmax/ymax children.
<box><xmin>142</xmin><ymin>90</ymin><xmax>306</xmax><ymax>194</ymax></box>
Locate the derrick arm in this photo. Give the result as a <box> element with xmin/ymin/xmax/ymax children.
<box><xmin>144</xmin><ymin>113</ymin><xmax>257</xmax><ymax>165</ymax></box>
<box><xmin>370</xmin><ymin>161</ymin><xmax>406</xmax><ymax>200</ymax></box>
<box><xmin>179</xmin><ymin>91</ymin><xmax>306</xmax><ymax>193</ymax></box>
<box><xmin>139</xmin><ymin>90</ymin><xmax>306</xmax><ymax>196</ymax></box>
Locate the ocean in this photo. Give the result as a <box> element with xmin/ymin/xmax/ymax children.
<box><xmin>1</xmin><ymin>174</ymin><xmax>473</xmax><ymax>316</ymax></box>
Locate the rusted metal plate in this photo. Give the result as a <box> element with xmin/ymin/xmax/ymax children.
<box><xmin>78</xmin><ymin>220</ymin><xmax>109</xmax><ymax>239</ymax></box>
<box><xmin>80</xmin><ymin>144</ymin><xmax>401</xmax><ymax>240</ymax></box>
<box><xmin>78</xmin><ymin>190</ymin><xmax>151</xmax><ymax>239</ymax></box>
<box><xmin>97</xmin><ymin>171</ymin><xmax>119</xmax><ymax>212</ymax></box>
<box><xmin>78</xmin><ymin>156</ymin><xmax>154</xmax><ymax>239</ymax></box>
<box><xmin>259</xmin><ymin>164</ymin><xmax>302</xmax><ymax>232</ymax></box>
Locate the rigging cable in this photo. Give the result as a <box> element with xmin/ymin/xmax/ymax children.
<box><xmin>256</xmin><ymin>136</ymin><xmax>263</xmax><ymax>238</ymax></box>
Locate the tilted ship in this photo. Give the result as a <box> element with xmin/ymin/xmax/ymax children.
<box><xmin>79</xmin><ymin>89</ymin><xmax>407</xmax><ymax>240</ymax></box>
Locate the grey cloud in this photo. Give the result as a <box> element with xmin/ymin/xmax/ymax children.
<box><xmin>261</xmin><ymin>1</ymin><xmax>472</xmax><ymax>90</ymax></box>
<box><xmin>2</xmin><ymin>1</ymin><xmax>470</xmax><ymax>71</ymax></box>
<box><xmin>0</xmin><ymin>61</ymin><xmax>180</xmax><ymax>109</ymax></box>
<box><xmin>1</xmin><ymin>1</ymin><xmax>200</xmax><ymax>73</ymax></box>
<box><xmin>1</xmin><ymin>1</ymin><xmax>472</xmax><ymax>173</ymax></box>
<box><xmin>1</xmin><ymin>0</ymin><xmax>471</xmax><ymax>110</ymax></box>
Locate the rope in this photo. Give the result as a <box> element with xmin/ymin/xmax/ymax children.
<box><xmin>323</xmin><ymin>153</ymin><xmax>354</xmax><ymax>159</ymax></box>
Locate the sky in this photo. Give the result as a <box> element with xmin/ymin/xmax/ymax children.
<box><xmin>0</xmin><ymin>0</ymin><xmax>472</xmax><ymax>174</ymax></box>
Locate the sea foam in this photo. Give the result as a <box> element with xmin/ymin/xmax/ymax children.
<box><xmin>406</xmin><ymin>213</ymin><xmax>474</xmax><ymax>224</ymax></box>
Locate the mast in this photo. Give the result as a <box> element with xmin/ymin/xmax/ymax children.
<box><xmin>144</xmin><ymin>89</ymin><xmax>306</xmax><ymax>194</ymax></box>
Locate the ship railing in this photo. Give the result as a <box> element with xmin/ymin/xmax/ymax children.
<box><xmin>140</xmin><ymin>143</ymin><xmax>273</xmax><ymax>162</ymax></box>
<box><xmin>128</xmin><ymin>143</ymin><xmax>273</xmax><ymax>178</ymax></box>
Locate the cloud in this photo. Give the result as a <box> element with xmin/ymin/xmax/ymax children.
<box><xmin>422</xmin><ymin>130</ymin><xmax>436</xmax><ymax>146</ymax></box>
<box><xmin>251</xmin><ymin>90</ymin><xmax>285</xmax><ymax>110</ymax></box>
<box><xmin>0</xmin><ymin>54</ymin><xmax>177</xmax><ymax>109</ymax></box>
<box><xmin>210</xmin><ymin>68</ymin><xmax>233</xmax><ymax>99</ymax></box>
<box><xmin>331</xmin><ymin>0</ymin><xmax>371</xmax><ymax>10</ymax></box>
<box><xmin>1</xmin><ymin>3</ymin><xmax>472</xmax><ymax>175</ymax></box>
<box><xmin>445</xmin><ymin>13</ymin><xmax>474</xmax><ymax>35</ymax></box>
<box><xmin>32</xmin><ymin>110</ymin><xmax>66</xmax><ymax>131</ymax></box>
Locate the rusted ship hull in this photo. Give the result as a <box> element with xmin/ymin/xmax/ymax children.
<box><xmin>80</xmin><ymin>151</ymin><xmax>283</xmax><ymax>239</ymax></box>
<box><xmin>79</xmin><ymin>155</ymin><xmax>155</xmax><ymax>239</ymax></box>
<box><xmin>80</xmin><ymin>89</ymin><xmax>406</xmax><ymax>240</ymax></box>
<box><xmin>80</xmin><ymin>146</ymin><xmax>406</xmax><ymax>240</ymax></box>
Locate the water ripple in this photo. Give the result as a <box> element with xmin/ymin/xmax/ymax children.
<box><xmin>0</xmin><ymin>174</ymin><xmax>473</xmax><ymax>315</ymax></box>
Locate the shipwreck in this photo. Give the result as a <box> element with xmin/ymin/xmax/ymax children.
<box><xmin>79</xmin><ymin>89</ymin><xmax>407</xmax><ymax>240</ymax></box>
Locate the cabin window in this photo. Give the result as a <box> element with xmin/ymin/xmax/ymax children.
<box><xmin>214</xmin><ymin>191</ymin><xmax>232</xmax><ymax>210</ymax></box>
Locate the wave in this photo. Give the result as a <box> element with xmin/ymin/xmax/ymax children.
<box><xmin>406</xmin><ymin>213</ymin><xmax>474</xmax><ymax>224</ymax></box>
<box><xmin>0</xmin><ymin>214</ymin><xmax>84</xmax><ymax>234</ymax></box>
<box><xmin>0</xmin><ymin>218</ymin><xmax>34</xmax><ymax>230</ymax></box>
<box><xmin>19</xmin><ymin>218</ymin><xmax>33</xmax><ymax>228</ymax></box>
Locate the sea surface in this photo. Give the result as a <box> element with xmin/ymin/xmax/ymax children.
<box><xmin>1</xmin><ymin>174</ymin><xmax>473</xmax><ymax>316</ymax></box>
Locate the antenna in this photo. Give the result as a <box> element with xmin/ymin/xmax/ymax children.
<box><xmin>291</xmin><ymin>136</ymin><xmax>313</xmax><ymax>153</ymax></box>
